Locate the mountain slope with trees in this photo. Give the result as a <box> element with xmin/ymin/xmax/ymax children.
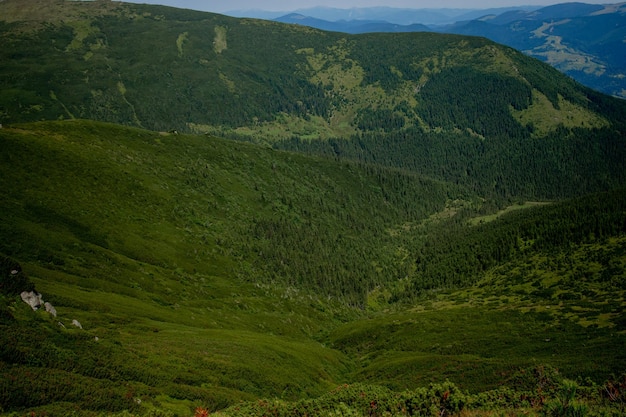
<box><xmin>0</xmin><ymin>0</ymin><xmax>623</xmax><ymax>136</ymax></box>
<box><xmin>261</xmin><ymin>3</ymin><xmax>626</xmax><ymax>99</ymax></box>
<box><xmin>1</xmin><ymin>0</ymin><xmax>625</xmax><ymax>202</ymax></box>
<box><xmin>441</xmin><ymin>2</ymin><xmax>626</xmax><ymax>99</ymax></box>
<box><xmin>1</xmin><ymin>120</ymin><xmax>625</xmax><ymax>416</ymax></box>
<box><xmin>1</xmin><ymin>1</ymin><xmax>626</xmax><ymax>415</ymax></box>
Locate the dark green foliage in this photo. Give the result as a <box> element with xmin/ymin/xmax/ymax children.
<box><xmin>328</xmin><ymin>304</ymin><xmax>626</xmax><ymax>393</ymax></box>
<box><xmin>1</xmin><ymin>0</ymin><xmax>625</xmax><ymax>205</ymax></box>
<box><xmin>0</xmin><ymin>118</ymin><xmax>624</xmax><ymax>415</ymax></box>
<box><xmin>542</xmin><ymin>379</ymin><xmax>588</xmax><ymax>417</ymax></box>
<box><xmin>212</xmin><ymin>373</ymin><xmax>624</xmax><ymax>416</ymax></box>
<box><xmin>215</xmin><ymin>381</ymin><xmax>468</xmax><ymax>416</ymax></box>
<box><xmin>242</xmin><ymin>162</ymin><xmax>457</xmax><ymax>306</ymax></box>
<box><xmin>418</xmin><ymin>67</ymin><xmax>532</xmax><ymax>138</ymax></box>
<box><xmin>1</xmin><ymin>0</ymin><xmax>625</xmax><ymax>140</ymax></box>
<box><xmin>0</xmin><ymin>4</ymin><xmax>332</xmax><ymax>130</ymax></box>
<box><xmin>356</xmin><ymin>107</ymin><xmax>406</xmax><ymax>132</ymax></box>
<box><xmin>401</xmin><ymin>188</ymin><xmax>626</xmax><ymax>297</ymax></box>
<box><xmin>278</xmin><ymin>126</ymin><xmax>626</xmax><ymax>200</ymax></box>
<box><xmin>0</xmin><ymin>366</ymin><xmax>142</xmax><ymax>413</ymax></box>
<box><xmin>0</xmin><ymin>2</ymin><xmax>625</xmax><ymax>414</ymax></box>
<box><xmin>0</xmin><ymin>256</ymin><xmax>34</xmax><ymax>296</ymax></box>
<box><xmin>347</xmin><ymin>31</ymin><xmax>474</xmax><ymax>91</ymax></box>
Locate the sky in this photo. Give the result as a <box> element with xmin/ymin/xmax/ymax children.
<box><xmin>126</xmin><ymin>0</ymin><xmax>612</xmax><ymax>13</ymax></box>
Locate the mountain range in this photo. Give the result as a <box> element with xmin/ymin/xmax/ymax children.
<box><xmin>271</xmin><ymin>2</ymin><xmax>626</xmax><ymax>99</ymax></box>
<box><xmin>273</xmin><ymin>13</ymin><xmax>432</xmax><ymax>34</ymax></box>
<box><xmin>1</xmin><ymin>0</ymin><xmax>626</xmax><ymax>415</ymax></box>
<box><xmin>229</xmin><ymin>6</ymin><xmax>542</xmax><ymax>26</ymax></box>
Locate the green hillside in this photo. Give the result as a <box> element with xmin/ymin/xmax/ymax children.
<box><xmin>0</xmin><ymin>0</ymin><xmax>617</xmax><ymax>134</ymax></box>
<box><xmin>1</xmin><ymin>1</ymin><xmax>626</xmax><ymax>416</ymax></box>
<box><xmin>0</xmin><ymin>119</ymin><xmax>456</xmax><ymax>413</ymax></box>
<box><xmin>1</xmin><ymin>120</ymin><xmax>625</xmax><ymax>416</ymax></box>
<box><xmin>1</xmin><ymin>0</ymin><xmax>626</xmax><ymax>200</ymax></box>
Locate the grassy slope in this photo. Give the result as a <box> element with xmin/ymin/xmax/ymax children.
<box><xmin>0</xmin><ymin>120</ymin><xmax>358</xmax><ymax>413</ymax></box>
<box><xmin>0</xmin><ymin>119</ymin><xmax>457</xmax><ymax>414</ymax></box>
<box><xmin>1</xmin><ymin>120</ymin><xmax>625</xmax><ymax>416</ymax></box>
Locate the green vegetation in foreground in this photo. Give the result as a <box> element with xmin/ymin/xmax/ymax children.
<box><xmin>0</xmin><ymin>120</ymin><xmax>625</xmax><ymax>416</ymax></box>
<box><xmin>0</xmin><ymin>119</ymin><xmax>456</xmax><ymax>414</ymax></box>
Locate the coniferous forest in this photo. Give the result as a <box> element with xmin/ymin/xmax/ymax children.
<box><xmin>1</xmin><ymin>1</ymin><xmax>626</xmax><ymax>416</ymax></box>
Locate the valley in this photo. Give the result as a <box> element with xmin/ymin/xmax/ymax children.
<box><xmin>1</xmin><ymin>120</ymin><xmax>624</xmax><ymax>416</ymax></box>
<box><xmin>0</xmin><ymin>1</ymin><xmax>625</xmax><ymax>416</ymax></box>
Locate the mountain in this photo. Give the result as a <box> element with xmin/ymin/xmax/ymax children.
<box><xmin>1</xmin><ymin>0</ymin><xmax>625</xmax><ymax>201</ymax></box>
<box><xmin>274</xmin><ymin>13</ymin><xmax>431</xmax><ymax>34</ymax></box>
<box><xmin>441</xmin><ymin>2</ymin><xmax>626</xmax><ymax>99</ymax></box>
<box><xmin>233</xmin><ymin>6</ymin><xmax>539</xmax><ymax>26</ymax></box>
<box><xmin>1</xmin><ymin>1</ymin><xmax>626</xmax><ymax>415</ymax></box>
<box><xmin>241</xmin><ymin>3</ymin><xmax>626</xmax><ymax>99</ymax></box>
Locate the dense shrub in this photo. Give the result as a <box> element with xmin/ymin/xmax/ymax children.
<box><xmin>0</xmin><ymin>255</ymin><xmax>34</xmax><ymax>296</ymax></box>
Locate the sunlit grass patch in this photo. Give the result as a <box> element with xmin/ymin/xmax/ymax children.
<box><xmin>512</xmin><ymin>89</ymin><xmax>609</xmax><ymax>136</ymax></box>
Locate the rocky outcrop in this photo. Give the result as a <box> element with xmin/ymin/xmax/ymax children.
<box><xmin>8</xmin><ymin>258</ymin><xmax>81</xmax><ymax>327</ymax></box>
<box><xmin>20</xmin><ymin>290</ymin><xmax>58</xmax><ymax>318</ymax></box>
<box><xmin>20</xmin><ymin>290</ymin><xmax>43</xmax><ymax>311</ymax></box>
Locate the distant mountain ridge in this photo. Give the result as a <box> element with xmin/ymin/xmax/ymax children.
<box><xmin>232</xmin><ymin>6</ymin><xmax>540</xmax><ymax>26</ymax></box>
<box><xmin>267</xmin><ymin>2</ymin><xmax>626</xmax><ymax>98</ymax></box>
<box><xmin>274</xmin><ymin>13</ymin><xmax>431</xmax><ymax>34</ymax></box>
<box><xmin>443</xmin><ymin>2</ymin><xmax>626</xmax><ymax>98</ymax></box>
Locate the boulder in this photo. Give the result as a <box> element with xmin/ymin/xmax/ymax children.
<box><xmin>44</xmin><ymin>301</ymin><xmax>57</xmax><ymax>317</ymax></box>
<box><xmin>20</xmin><ymin>291</ymin><xmax>58</xmax><ymax>318</ymax></box>
<box><xmin>20</xmin><ymin>291</ymin><xmax>43</xmax><ymax>311</ymax></box>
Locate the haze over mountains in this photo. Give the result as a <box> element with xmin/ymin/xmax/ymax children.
<box><xmin>1</xmin><ymin>0</ymin><xmax>626</xmax><ymax>415</ymax></box>
<box><xmin>233</xmin><ymin>6</ymin><xmax>541</xmax><ymax>26</ymax></box>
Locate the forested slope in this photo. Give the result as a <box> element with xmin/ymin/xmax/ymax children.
<box><xmin>1</xmin><ymin>121</ymin><xmax>625</xmax><ymax>415</ymax></box>
<box><xmin>1</xmin><ymin>1</ymin><xmax>626</xmax><ymax>415</ymax></box>
<box><xmin>1</xmin><ymin>0</ymin><xmax>626</xmax><ymax>200</ymax></box>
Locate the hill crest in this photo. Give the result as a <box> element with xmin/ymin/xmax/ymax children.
<box><xmin>1</xmin><ymin>0</ymin><xmax>622</xmax><ymax>139</ymax></box>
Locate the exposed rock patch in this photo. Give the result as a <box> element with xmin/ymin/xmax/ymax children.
<box><xmin>20</xmin><ymin>290</ymin><xmax>43</xmax><ymax>311</ymax></box>
<box><xmin>44</xmin><ymin>301</ymin><xmax>57</xmax><ymax>317</ymax></box>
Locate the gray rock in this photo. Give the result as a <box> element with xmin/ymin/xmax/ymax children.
<box><xmin>20</xmin><ymin>291</ymin><xmax>43</xmax><ymax>311</ymax></box>
<box><xmin>44</xmin><ymin>302</ymin><xmax>57</xmax><ymax>317</ymax></box>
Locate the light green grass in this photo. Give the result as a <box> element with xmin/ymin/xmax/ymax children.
<box><xmin>511</xmin><ymin>89</ymin><xmax>610</xmax><ymax>136</ymax></box>
<box><xmin>468</xmin><ymin>201</ymin><xmax>551</xmax><ymax>225</ymax></box>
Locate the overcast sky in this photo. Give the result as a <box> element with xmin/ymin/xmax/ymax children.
<box><xmin>127</xmin><ymin>0</ymin><xmax>612</xmax><ymax>13</ymax></box>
